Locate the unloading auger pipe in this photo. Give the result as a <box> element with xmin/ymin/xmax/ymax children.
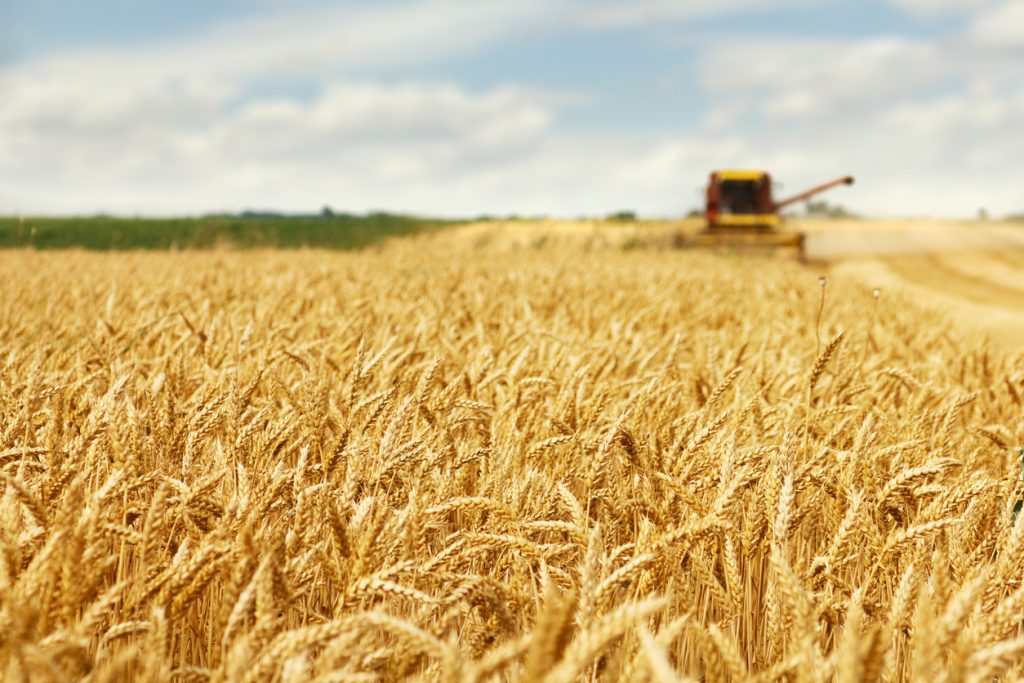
<box><xmin>773</xmin><ymin>175</ymin><xmax>854</xmax><ymax>211</ymax></box>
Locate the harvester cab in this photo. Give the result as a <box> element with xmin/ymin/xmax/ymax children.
<box><xmin>694</xmin><ymin>170</ymin><xmax>854</xmax><ymax>256</ymax></box>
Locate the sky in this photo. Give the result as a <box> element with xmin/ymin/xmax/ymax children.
<box><xmin>0</xmin><ymin>0</ymin><xmax>1022</xmax><ymax>218</ymax></box>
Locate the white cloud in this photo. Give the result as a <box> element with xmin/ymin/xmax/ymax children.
<box><xmin>576</xmin><ymin>0</ymin><xmax>808</xmax><ymax>27</ymax></box>
<box><xmin>968</xmin><ymin>0</ymin><xmax>1024</xmax><ymax>50</ymax></box>
<box><xmin>699</xmin><ymin>37</ymin><xmax>946</xmax><ymax>121</ymax></box>
<box><xmin>687</xmin><ymin>27</ymin><xmax>1024</xmax><ymax>217</ymax></box>
<box><xmin>0</xmin><ymin>75</ymin><xmax>556</xmax><ymax>214</ymax></box>
<box><xmin>23</xmin><ymin>0</ymin><xmax>555</xmax><ymax>82</ymax></box>
<box><xmin>0</xmin><ymin>0</ymin><xmax>567</xmax><ymax>214</ymax></box>
<box><xmin>890</xmin><ymin>0</ymin><xmax>997</xmax><ymax>15</ymax></box>
<box><xmin>1</xmin><ymin>0</ymin><xmax>1023</xmax><ymax>218</ymax></box>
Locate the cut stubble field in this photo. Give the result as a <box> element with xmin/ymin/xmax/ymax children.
<box><xmin>1</xmin><ymin>222</ymin><xmax>1024</xmax><ymax>682</ymax></box>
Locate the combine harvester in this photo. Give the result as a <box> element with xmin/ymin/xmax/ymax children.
<box><xmin>691</xmin><ymin>170</ymin><xmax>854</xmax><ymax>257</ymax></box>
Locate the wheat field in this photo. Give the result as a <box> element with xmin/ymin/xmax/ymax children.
<box><xmin>1</xmin><ymin>236</ymin><xmax>1023</xmax><ymax>682</ymax></box>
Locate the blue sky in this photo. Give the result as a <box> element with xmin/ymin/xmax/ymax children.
<box><xmin>1</xmin><ymin>0</ymin><xmax>1022</xmax><ymax>217</ymax></box>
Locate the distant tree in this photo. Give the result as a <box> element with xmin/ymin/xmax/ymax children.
<box><xmin>607</xmin><ymin>210</ymin><xmax>637</xmax><ymax>222</ymax></box>
<box><xmin>805</xmin><ymin>200</ymin><xmax>856</xmax><ymax>219</ymax></box>
<box><xmin>321</xmin><ymin>205</ymin><xmax>335</xmax><ymax>218</ymax></box>
<box><xmin>240</xmin><ymin>210</ymin><xmax>285</xmax><ymax>219</ymax></box>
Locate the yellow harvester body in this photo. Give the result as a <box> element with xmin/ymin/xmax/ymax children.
<box><xmin>694</xmin><ymin>169</ymin><xmax>854</xmax><ymax>254</ymax></box>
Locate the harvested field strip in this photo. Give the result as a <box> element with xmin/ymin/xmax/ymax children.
<box><xmin>884</xmin><ymin>253</ymin><xmax>1024</xmax><ymax>312</ymax></box>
